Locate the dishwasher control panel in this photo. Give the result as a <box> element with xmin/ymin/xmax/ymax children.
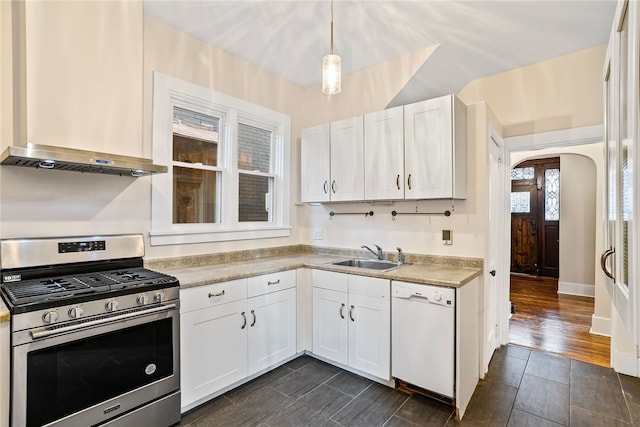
<box><xmin>392</xmin><ymin>281</ymin><xmax>455</xmax><ymax>307</ymax></box>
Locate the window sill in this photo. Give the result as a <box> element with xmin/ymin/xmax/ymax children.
<box><xmin>149</xmin><ymin>226</ymin><xmax>292</xmax><ymax>246</ymax></box>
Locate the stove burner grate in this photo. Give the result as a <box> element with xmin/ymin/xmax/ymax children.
<box><xmin>2</xmin><ymin>267</ymin><xmax>176</xmax><ymax>306</ymax></box>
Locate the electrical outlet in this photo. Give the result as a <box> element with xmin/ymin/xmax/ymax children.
<box><xmin>442</xmin><ymin>229</ymin><xmax>452</xmax><ymax>245</ymax></box>
<box><xmin>313</xmin><ymin>228</ymin><xmax>323</xmax><ymax>240</ymax></box>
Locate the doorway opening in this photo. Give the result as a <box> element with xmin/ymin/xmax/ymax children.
<box><xmin>507</xmin><ymin>154</ymin><xmax>610</xmax><ymax>366</ymax></box>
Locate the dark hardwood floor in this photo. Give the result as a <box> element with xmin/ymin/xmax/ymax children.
<box><xmin>509</xmin><ymin>273</ymin><xmax>611</xmax><ymax>367</ymax></box>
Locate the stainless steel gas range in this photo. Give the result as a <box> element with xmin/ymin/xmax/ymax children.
<box><xmin>0</xmin><ymin>234</ymin><xmax>181</xmax><ymax>427</ymax></box>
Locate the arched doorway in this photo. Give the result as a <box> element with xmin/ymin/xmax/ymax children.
<box><xmin>507</xmin><ymin>152</ymin><xmax>610</xmax><ymax>366</ymax></box>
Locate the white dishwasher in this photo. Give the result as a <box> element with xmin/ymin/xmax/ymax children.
<box><xmin>392</xmin><ymin>280</ymin><xmax>455</xmax><ymax>398</ymax></box>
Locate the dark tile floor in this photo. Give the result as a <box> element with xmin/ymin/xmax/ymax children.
<box><xmin>178</xmin><ymin>345</ymin><xmax>640</xmax><ymax>426</ymax></box>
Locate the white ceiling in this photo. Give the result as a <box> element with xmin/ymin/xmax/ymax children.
<box><xmin>143</xmin><ymin>0</ymin><xmax>617</xmax><ymax>104</ymax></box>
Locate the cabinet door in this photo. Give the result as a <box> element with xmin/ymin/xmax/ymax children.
<box><xmin>247</xmin><ymin>288</ymin><xmax>297</xmax><ymax>375</ymax></box>
<box><xmin>301</xmin><ymin>124</ymin><xmax>331</xmax><ymax>202</ymax></box>
<box><xmin>312</xmin><ymin>287</ymin><xmax>348</xmax><ymax>365</ymax></box>
<box><xmin>347</xmin><ymin>293</ymin><xmax>390</xmax><ymax>380</ymax></box>
<box><xmin>404</xmin><ymin>96</ymin><xmax>453</xmax><ymax>199</ymax></box>
<box><xmin>330</xmin><ymin>116</ymin><xmax>364</xmax><ymax>201</ymax></box>
<box><xmin>180</xmin><ymin>300</ymin><xmax>248</xmax><ymax>409</ymax></box>
<box><xmin>364</xmin><ymin>106</ymin><xmax>405</xmax><ymax>200</ymax></box>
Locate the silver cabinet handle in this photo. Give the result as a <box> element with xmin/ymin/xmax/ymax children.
<box><xmin>407</xmin><ymin>174</ymin><xmax>412</xmax><ymax>190</ymax></box>
<box><xmin>323</xmin><ymin>181</ymin><xmax>328</xmax><ymax>194</ymax></box>
<box><xmin>267</xmin><ymin>279</ymin><xmax>280</xmax><ymax>286</ymax></box>
<box><xmin>331</xmin><ymin>180</ymin><xmax>337</xmax><ymax>193</ymax></box>
<box><xmin>349</xmin><ymin>305</ymin><xmax>355</xmax><ymax>322</ymax></box>
<box><xmin>600</xmin><ymin>247</ymin><xmax>615</xmax><ymax>280</ymax></box>
<box><xmin>339</xmin><ymin>303</ymin><xmax>345</xmax><ymax>319</ymax></box>
<box><xmin>250</xmin><ymin>309</ymin><xmax>256</xmax><ymax>327</ymax></box>
<box><xmin>396</xmin><ymin>174</ymin><xmax>400</xmax><ymax>190</ymax></box>
<box><xmin>208</xmin><ymin>290</ymin><xmax>225</xmax><ymax>298</ymax></box>
<box><xmin>241</xmin><ymin>311</ymin><xmax>247</xmax><ymax>329</ymax></box>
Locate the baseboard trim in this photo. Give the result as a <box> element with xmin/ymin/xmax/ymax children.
<box><xmin>558</xmin><ymin>281</ymin><xmax>595</xmax><ymax>297</ymax></box>
<box><xmin>613</xmin><ymin>350</ymin><xmax>639</xmax><ymax>376</ymax></box>
<box><xmin>589</xmin><ymin>314</ymin><xmax>611</xmax><ymax>337</ymax></box>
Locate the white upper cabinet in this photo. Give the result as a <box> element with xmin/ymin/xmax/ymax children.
<box><xmin>364</xmin><ymin>106</ymin><xmax>405</xmax><ymax>200</ymax></box>
<box><xmin>301</xmin><ymin>118</ymin><xmax>364</xmax><ymax>203</ymax></box>
<box><xmin>330</xmin><ymin>116</ymin><xmax>365</xmax><ymax>201</ymax></box>
<box><xmin>301</xmin><ymin>124</ymin><xmax>331</xmax><ymax>202</ymax></box>
<box><xmin>404</xmin><ymin>95</ymin><xmax>467</xmax><ymax>199</ymax></box>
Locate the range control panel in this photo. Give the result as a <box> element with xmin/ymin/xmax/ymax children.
<box><xmin>58</xmin><ymin>240</ymin><xmax>106</xmax><ymax>253</ymax></box>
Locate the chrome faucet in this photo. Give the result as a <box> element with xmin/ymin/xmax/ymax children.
<box><xmin>396</xmin><ymin>247</ymin><xmax>405</xmax><ymax>264</ymax></box>
<box><xmin>362</xmin><ymin>244</ymin><xmax>384</xmax><ymax>260</ymax></box>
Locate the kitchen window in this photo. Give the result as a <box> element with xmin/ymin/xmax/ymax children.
<box><xmin>150</xmin><ymin>72</ymin><xmax>291</xmax><ymax>245</ymax></box>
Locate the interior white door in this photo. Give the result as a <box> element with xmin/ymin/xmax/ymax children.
<box><xmin>487</xmin><ymin>127</ymin><xmax>505</xmax><ymax>371</ymax></box>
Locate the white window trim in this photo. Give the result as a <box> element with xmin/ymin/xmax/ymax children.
<box><xmin>150</xmin><ymin>72</ymin><xmax>291</xmax><ymax>246</ymax></box>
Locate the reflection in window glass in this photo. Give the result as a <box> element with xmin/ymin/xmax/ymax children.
<box><xmin>173</xmin><ymin>167</ymin><xmax>219</xmax><ymax>224</ymax></box>
<box><xmin>511</xmin><ymin>192</ymin><xmax>530</xmax><ymax>213</ymax></box>
<box><xmin>238</xmin><ymin>174</ymin><xmax>271</xmax><ymax>222</ymax></box>
<box><xmin>238</xmin><ymin>123</ymin><xmax>271</xmax><ymax>172</ymax></box>
<box><xmin>544</xmin><ymin>169</ymin><xmax>560</xmax><ymax>221</ymax></box>
<box><xmin>511</xmin><ymin>167</ymin><xmax>534</xmax><ymax>180</ymax></box>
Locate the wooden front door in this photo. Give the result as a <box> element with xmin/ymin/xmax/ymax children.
<box><xmin>510</xmin><ymin>158</ymin><xmax>560</xmax><ymax>278</ymax></box>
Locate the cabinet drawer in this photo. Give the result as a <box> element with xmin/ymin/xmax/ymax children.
<box><xmin>312</xmin><ymin>270</ymin><xmax>348</xmax><ymax>293</ymax></box>
<box><xmin>248</xmin><ymin>270</ymin><xmax>296</xmax><ymax>298</ymax></box>
<box><xmin>180</xmin><ymin>279</ymin><xmax>248</xmax><ymax>313</ymax></box>
<box><xmin>349</xmin><ymin>275</ymin><xmax>390</xmax><ymax>299</ymax></box>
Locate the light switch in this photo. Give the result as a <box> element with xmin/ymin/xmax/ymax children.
<box><xmin>442</xmin><ymin>229</ymin><xmax>452</xmax><ymax>245</ymax></box>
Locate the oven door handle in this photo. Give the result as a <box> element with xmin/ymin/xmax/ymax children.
<box><xmin>30</xmin><ymin>304</ymin><xmax>177</xmax><ymax>340</ymax></box>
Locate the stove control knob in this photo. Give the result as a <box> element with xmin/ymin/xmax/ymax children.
<box><xmin>42</xmin><ymin>311</ymin><xmax>59</xmax><ymax>324</ymax></box>
<box><xmin>68</xmin><ymin>306</ymin><xmax>84</xmax><ymax>319</ymax></box>
<box><xmin>154</xmin><ymin>292</ymin><xmax>166</xmax><ymax>303</ymax></box>
<box><xmin>137</xmin><ymin>295</ymin><xmax>149</xmax><ymax>305</ymax></box>
<box><xmin>105</xmin><ymin>300</ymin><xmax>119</xmax><ymax>312</ymax></box>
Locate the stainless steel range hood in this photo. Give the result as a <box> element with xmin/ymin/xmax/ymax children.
<box><xmin>0</xmin><ymin>143</ymin><xmax>167</xmax><ymax>177</ymax></box>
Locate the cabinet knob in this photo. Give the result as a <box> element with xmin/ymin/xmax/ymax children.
<box><xmin>250</xmin><ymin>309</ymin><xmax>256</xmax><ymax>327</ymax></box>
<box><xmin>349</xmin><ymin>305</ymin><xmax>355</xmax><ymax>322</ymax></box>
<box><xmin>396</xmin><ymin>174</ymin><xmax>400</xmax><ymax>190</ymax></box>
<box><xmin>339</xmin><ymin>303</ymin><xmax>345</xmax><ymax>319</ymax></box>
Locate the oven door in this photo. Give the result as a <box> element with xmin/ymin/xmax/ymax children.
<box><xmin>11</xmin><ymin>304</ymin><xmax>180</xmax><ymax>427</ymax></box>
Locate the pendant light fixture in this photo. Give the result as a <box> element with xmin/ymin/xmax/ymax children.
<box><xmin>322</xmin><ymin>0</ymin><xmax>341</xmax><ymax>94</ymax></box>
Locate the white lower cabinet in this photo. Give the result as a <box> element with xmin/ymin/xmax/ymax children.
<box><xmin>247</xmin><ymin>287</ymin><xmax>297</xmax><ymax>375</ymax></box>
<box><xmin>312</xmin><ymin>287</ymin><xmax>348</xmax><ymax>365</ymax></box>
<box><xmin>181</xmin><ymin>298</ymin><xmax>248</xmax><ymax>407</ymax></box>
<box><xmin>180</xmin><ymin>271</ymin><xmax>296</xmax><ymax>411</ymax></box>
<box><xmin>311</xmin><ymin>270</ymin><xmax>390</xmax><ymax>380</ymax></box>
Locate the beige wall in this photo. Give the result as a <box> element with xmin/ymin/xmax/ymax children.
<box><xmin>458</xmin><ymin>45</ymin><xmax>606</xmax><ymax>137</ymax></box>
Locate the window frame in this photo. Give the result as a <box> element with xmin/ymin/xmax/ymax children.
<box><xmin>150</xmin><ymin>72</ymin><xmax>291</xmax><ymax>246</ymax></box>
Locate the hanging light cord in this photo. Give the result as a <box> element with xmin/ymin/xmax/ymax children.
<box><xmin>330</xmin><ymin>0</ymin><xmax>334</xmax><ymax>55</ymax></box>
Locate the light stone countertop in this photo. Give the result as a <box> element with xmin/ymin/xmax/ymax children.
<box><xmin>149</xmin><ymin>252</ymin><xmax>482</xmax><ymax>290</ymax></box>
<box><xmin>0</xmin><ymin>299</ymin><xmax>9</xmax><ymax>323</ymax></box>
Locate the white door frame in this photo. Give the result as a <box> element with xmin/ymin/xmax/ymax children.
<box><xmin>498</xmin><ymin>125</ymin><xmax>604</xmax><ymax>348</ymax></box>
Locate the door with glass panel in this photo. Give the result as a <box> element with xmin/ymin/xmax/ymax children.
<box><xmin>510</xmin><ymin>158</ymin><xmax>560</xmax><ymax>278</ymax></box>
<box><xmin>601</xmin><ymin>0</ymin><xmax>638</xmax><ymax>342</ymax></box>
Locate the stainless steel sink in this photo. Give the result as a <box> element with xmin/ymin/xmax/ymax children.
<box><xmin>328</xmin><ymin>258</ymin><xmax>408</xmax><ymax>271</ymax></box>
